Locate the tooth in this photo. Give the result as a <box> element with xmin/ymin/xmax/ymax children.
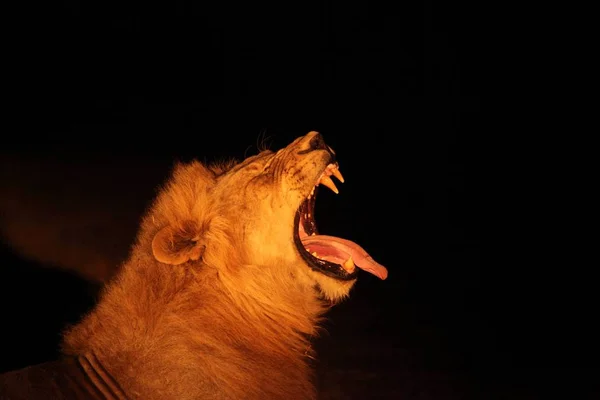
<box><xmin>311</xmin><ymin>232</ymin><xmax>316</xmax><ymax>236</ymax></box>
<box><xmin>312</xmin><ymin>251</ymin><xmax>318</xmax><ymax>257</ymax></box>
<box><xmin>319</xmin><ymin>175</ymin><xmax>339</xmax><ymax>194</ymax></box>
<box><xmin>343</xmin><ymin>256</ymin><xmax>355</xmax><ymax>272</ymax></box>
<box><xmin>331</xmin><ymin>167</ymin><xmax>344</xmax><ymax>183</ymax></box>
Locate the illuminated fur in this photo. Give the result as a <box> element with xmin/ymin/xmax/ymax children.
<box><xmin>61</xmin><ymin>132</ymin><xmax>358</xmax><ymax>399</ymax></box>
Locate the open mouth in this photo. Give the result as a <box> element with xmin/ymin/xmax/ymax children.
<box><xmin>293</xmin><ymin>163</ymin><xmax>388</xmax><ymax>281</ymax></box>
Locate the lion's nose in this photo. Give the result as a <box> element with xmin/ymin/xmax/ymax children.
<box><xmin>298</xmin><ymin>131</ymin><xmax>322</xmax><ymax>148</ymax></box>
<box><xmin>297</xmin><ymin>131</ymin><xmax>336</xmax><ymax>162</ymax></box>
<box><xmin>308</xmin><ymin>132</ymin><xmax>327</xmax><ymax>151</ymax></box>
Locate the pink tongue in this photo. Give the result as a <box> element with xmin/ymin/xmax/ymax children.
<box><xmin>300</xmin><ymin>235</ymin><xmax>388</xmax><ymax>280</ymax></box>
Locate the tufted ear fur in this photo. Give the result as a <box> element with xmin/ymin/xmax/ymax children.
<box><xmin>151</xmin><ymin>221</ymin><xmax>206</xmax><ymax>265</ymax></box>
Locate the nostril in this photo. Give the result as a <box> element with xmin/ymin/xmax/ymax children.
<box><xmin>309</xmin><ymin>133</ymin><xmax>327</xmax><ymax>150</ymax></box>
<box><xmin>297</xmin><ymin>132</ymin><xmax>335</xmax><ymax>161</ymax></box>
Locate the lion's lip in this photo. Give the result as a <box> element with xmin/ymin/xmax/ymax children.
<box><xmin>293</xmin><ymin>163</ymin><xmax>388</xmax><ymax>281</ymax></box>
<box><xmin>301</xmin><ymin>235</ymin><xmax>388</xmax><ymax>280</ymax></box>
<box><xmin>294</xmin><ymin>205</ymin><xmax>358</xmax><ymax>281</ymax></box>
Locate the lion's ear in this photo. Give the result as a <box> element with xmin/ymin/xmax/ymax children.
<box><xmin>151</xmin><ymin>223</ymin><xmax>206</xmax><ymax>265</ymax></box>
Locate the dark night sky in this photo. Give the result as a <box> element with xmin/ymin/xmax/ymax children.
<box><xmin>1</xmin><ymin>1</ymin><xmax>597</xmax><ymax>399</ymax></box>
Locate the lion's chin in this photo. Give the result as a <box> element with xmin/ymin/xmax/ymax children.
<box><xmin>308</xmin><ymin>269</ymin><xmax>357</xmax><ymax>303</ymax></box>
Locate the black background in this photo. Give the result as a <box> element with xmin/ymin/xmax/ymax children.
<box><xmin>1</xmin><ymin>1</ymin><xmax>597</xmax><ymax>399</ymax></box>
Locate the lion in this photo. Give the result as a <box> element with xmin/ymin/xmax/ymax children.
<box><xmin>0</xmin><ymin>131</ymin><xmax>388</xmax><ymax>400</ymax></box>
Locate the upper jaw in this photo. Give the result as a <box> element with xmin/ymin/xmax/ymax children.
<box><xmin>303</xmin><ymin>162</ymin><xmax>344</xmax><ymax>201</ymax></box>
<box><xmin>314</xmin><ymin>163</ymin><xmax>344</xmax><ymax>194</ymax></box>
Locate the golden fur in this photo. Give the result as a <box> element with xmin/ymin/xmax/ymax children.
<box><xmin>61</xmin><ymin>132</ymin><xmax>360</xmax><ymax>399</ymax></box>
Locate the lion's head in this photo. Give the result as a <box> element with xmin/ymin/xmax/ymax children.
<box><xmin>148</xmin><ymin>131</ymin><xmax>387</xmax><ymax>302</ymax></box>
<box><xmin>58</xmin><ymin>131</ymin><xmax>388</xmax><ymax>399</ymax></box>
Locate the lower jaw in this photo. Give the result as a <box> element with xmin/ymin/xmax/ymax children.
<box><xmin>293</xmin><ymin>214</ymin><xmax>357</xmax><ymax>281</ymax></box>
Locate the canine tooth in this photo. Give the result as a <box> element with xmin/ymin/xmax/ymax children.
<box><xmin>319</xmin><ymin>175</ymin><xmax>339</xmax><ymax>194</ymax></box>
<box><xmin>331</xmin><ymin>168</ymin><xmax>344</xmax><ymax>183</ymax></box>
<box><xmin>312</xmin><ymin>252</ymin><xmax>318</xmax><ymax>257</ymax></box>
<box><xmin>343</xmin><ymin>256</ymin><xmax>355</xmax><ymax>272</ymax></box>
<box><xmin>311</xmin><ymin>232</ymin><xmax>316</xmax><ymax>236</ymax></box>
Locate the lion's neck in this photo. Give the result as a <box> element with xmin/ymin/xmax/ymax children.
<box><xmin>62</xmin><ymin>255</ymin><xmax>324</xmax><ymax>400</ymax></box>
